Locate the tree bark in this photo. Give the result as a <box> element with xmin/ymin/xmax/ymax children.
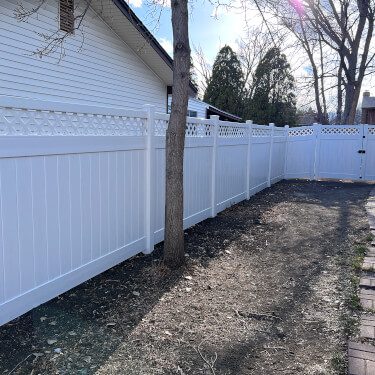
<box><xmin>336</xmin><ymin>64</ymin><xmax>343</xmax><ymax>124</ymax></box>
<box><xmin>163</xmin><ymin>0</ymin><xmax>190</xmax><ymax>269</ymax></box>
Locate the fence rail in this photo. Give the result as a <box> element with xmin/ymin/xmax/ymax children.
<box><xmin>1</xmin><ymin>97</ymin><xmax>374</xmax><ymax>326</ymax></box>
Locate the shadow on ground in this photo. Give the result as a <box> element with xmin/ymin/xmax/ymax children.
<box><xmin>0</xmin><ymin>180</ymin><xmax>372</xmax><ymax>374</ymax></box>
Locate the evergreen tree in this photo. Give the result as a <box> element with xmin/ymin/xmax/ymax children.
<box><xmin>203</xmin><ymin>46</ymin><xmax>244</xmax><ymax>117</ymax></box>
<box><xmin>189</xmin><ymin>56</ymin><xmax>198</xmax><ymax>91</ymax></box>
<box><xmin>244</xmin><ymin>47</ymin><xmax>297</xmax><ymax>126</ymax></box>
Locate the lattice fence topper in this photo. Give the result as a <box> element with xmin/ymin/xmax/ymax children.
<box><xmin>0</xmin><ymin>108</ymin><xmax>147</xmax><ymax>136</ymax></box>
<box><xmin>186</xmin><ymin>122</ymin><xmax>214</xmax><ymax>137</ymax></box>
<box><xmin>219</xmin><ymin>125</ymin><xmax>247</xmax><ymax>138</ymax></box>
<box><xmin>288</xmin><ymin>127</ymin><xmax>314</xmax><ymax>137</ymax></box>
<box><xmin>154</xmin><ymin>118</ymin><xmax>168</xmax><ymax>136</ymax></box>
<box><xmin>252</xmin><ymin>127</ymin><xmax>271</xmax><ymax>137</ymax></box>
<box><xmin>368</xmin><ymin>127</ymin><xmax>375</xmax><ymax>135</ymax></box>
<box><xmin>321</xmin><ymin>126</ymin><xmax>360</xmax><ymax>135</ymax></box>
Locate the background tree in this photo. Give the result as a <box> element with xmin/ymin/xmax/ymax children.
<box><xmin>244</xmin><ymin>47</ymin><xmax>297</xmax><ymax>126</ymax></box>
<box><xmin>252</xmin><ymin>0</ymin><xmax>375</xmax><ymax>125</ymax></box>
<box><xmin>192</xmin><ymin>45</ymin><xmax>212</xmax><ymax>98</ymax></box>
<box><xmin>203</xmin><ymin>45</ymin><xmax>244</xmax><ymax>117</ymax></box>
<box><xmin>236</xmin><ymin>25</ymin><xmax>285</xmax><ymax>99</ymax></box>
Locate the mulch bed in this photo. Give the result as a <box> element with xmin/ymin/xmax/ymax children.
<box><xmin>0</xmin><ymin>180</ymin><xmax>373</xmax><ymax>375</ymax></box>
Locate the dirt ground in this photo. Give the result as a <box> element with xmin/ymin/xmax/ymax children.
<box><xmin>0</xmin><ymin>180</ymin><xmax>373</xmax><ymax>375</ymax></box>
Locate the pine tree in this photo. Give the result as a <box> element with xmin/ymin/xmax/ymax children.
<box><xmin>244</xmin><ymin>47</ymin><xmax>297</xmax><ymax>126</ymax></box>
<box><xmin>203</xmin><ymin>46</ymin><xmax>244</xmax><ymax>117</ymax></box>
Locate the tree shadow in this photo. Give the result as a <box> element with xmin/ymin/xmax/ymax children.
<box><xmin>0</xmin><ymin>180</ymin><xmax>372</xmax><ymax>374</ymax></box>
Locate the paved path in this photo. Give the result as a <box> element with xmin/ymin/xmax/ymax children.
<box><xmin>349</xmin><ymin>187</ymin><xmax>375</xmax><ymax>375</ymax></box>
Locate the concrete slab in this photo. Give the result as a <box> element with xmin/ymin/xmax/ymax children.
<box><xmin>348</xmin><ymin>342</ymin><xmax>375</xmax><ymax>375</ymax></box>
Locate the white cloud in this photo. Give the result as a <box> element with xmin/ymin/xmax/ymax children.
<box><xmin>153</xmin><ymin>0</ymin><xmax>171</xmax><ymax>7</ymax></box>
<box><xmin>129</xmin><ymin>0</ymin><xmax>143</xmax><ymax>7</ymax></box>
<box><xmin>160</xmin><ymin>37</ymin><xmax>173</xmax><ymax>54</ymax></box>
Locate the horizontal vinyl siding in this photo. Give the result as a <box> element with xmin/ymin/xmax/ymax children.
<box><xmin>188</xmin><ymin>99</ymin><xmax>208</xmax><ymax>119</ymax></box>
<box><xmin>0</xmin><ymin>0</ymin><xmax>167</xmax><ymax>111</ymax></box>
<box><xmin>168</xmin><ymin>97</ymin><xmax>208</xmax><ymax>118</ymax></box>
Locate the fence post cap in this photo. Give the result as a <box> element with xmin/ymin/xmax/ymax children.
<box><xmin>285</xmin><ymin>125</ymin><xmax>290</xmax><ymax>129</ymax></box>
<box><xmin>246</xmin><ymin>120</ymin><xmax>253</xmax><ymax>125</ymax></box>
<box><xmin>269</xmin><ymin>123</ymin><xmax>275</xmax><ymax>127</ymax></box>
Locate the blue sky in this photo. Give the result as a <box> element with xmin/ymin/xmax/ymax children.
<box><xmin>128</xmin><ymin>1</ymin><xmax>248</xmax><ymax>65</ymax></box>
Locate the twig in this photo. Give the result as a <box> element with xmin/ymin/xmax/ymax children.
<box><xmin>195</xmin><ymin>338</ymin><xmax>217</xmax><ymax>375</ymax></box>
<box><xmin>235</xmin><ymin>309</ymin><xmax>281</xmax><ymax>321</ymax></box>
<box><xmin>8</xmin><ymin>354</ymin><xmax>34</xmax><ymax>374</ymax></box>
<box><xmin>263</xmin><ymin>345</ymin><xmax>287</xmax><ymax>350</ymax></box>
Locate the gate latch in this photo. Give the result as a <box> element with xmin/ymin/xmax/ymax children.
<box><xmin>358</xmin><ymin>150</ymin><xmax>366</xmax><ymax>154</ymax></box>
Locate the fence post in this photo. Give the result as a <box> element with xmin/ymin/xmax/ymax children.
<box><xmin>211</xmin><ymin>115</ymin><xmax>219</xmax><ymax>217</ymax></box>
<box><xmin>246</xmin><ymin>120</ymin><xmax>253</xmax><ymax>199</ymax></box>
<box><xmin>311</xmin><ymin>123</ymin><xmax>318</xmax><ymax>181</ymax></box>
<box><xmin>283</xmin><ymin>125</ymin><xmax>289</xmax><ymax>179</ymax></box>
<box><xmin>143</xmin><ymin>104</ymin><xmax>156</xmax><ymax>254</ymax></box>
<box><xmin>267</xmin><ymin>123</ymin><xmax>275</xmax><ymax>187</ymax></box>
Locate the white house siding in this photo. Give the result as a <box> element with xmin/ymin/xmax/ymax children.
<box><xmin>168</xmin><ymin>97</ymin><xmax>207</xmax><ymax>118</ymax></box>
<box><xmin>0</xmin><ymin>0</ymin><xmax>167</xmax><ymax>112</ymax></box>
<box><xmin>187</xmin><ymin>98</ymin><xmax>207</xmax><ymax>118</ymax></box>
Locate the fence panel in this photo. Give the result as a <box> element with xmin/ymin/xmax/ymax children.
<box><xmin>249</xmin><ymin>125</ymin><xmax>271</xmax><ymax>195</ymax></box>
<box><xmin>315</xmin><ymin>125</ymin><xmax>363</xmax><ymax>180</ymax></box>
<box><xmin>0</xmin><ymin>99</ymin><xmax>149</xmax><ymax>325</ymax></box>
<box><xmin>284</xmin><ymin>126</ymin><xmax>316</xmax><ymax>179</ymax></box>
<box><xmin>216</xmin><ymin>122</ymin><xmax>248</xmax><ymax>213</ymax></box>
<box><xmin>271</xmin><ymin>127</ymin><xmax>287</xmax><ymax>184</ymax></box>
<box><xmin>363</xmin><ymin>125</ymin><xmax>375</xmax><ymax>181</ymax></box>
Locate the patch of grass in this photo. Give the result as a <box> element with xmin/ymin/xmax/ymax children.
<box><xmin>366</xmin><ymin>234</ymin><xmax>374</xmax><ymax>242</ymax></box>
<box><xmin>354</xmin><ymin>244</ymin><xmax>367</xmax><ymax>256</ymax></box>
<box><xmin>352</xmin><ymin>254</ymin><xmax>365</xmax><ymax>273</ymax></box>
<box><xmin>342</xmin><ymin>313</ymin><xmax>360</xmax><ymax>337</ymax></box>
<box><xmin>345</xmin><ymin>293</ymin><xmax>362</xmax><ymax>312</ymax></box>
<box><xmin>339</xmin><ymin>237</ymin><xmax>370</xmax><ymax>343</ymax></box>
<box><xmin>331</xmin><ymin>352</ymin><xmax>346</xmax><ymax>374</ymax></box>
<box><xmin>351</xmin><ymin>276</ymin><xmax>360</xmax><ymax>287</ymax></box>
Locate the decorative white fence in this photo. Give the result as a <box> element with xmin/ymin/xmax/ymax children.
<box><xmin>285</xmin><ymin>123</ymin><xmax>375</xmax><ymax>181</ymax></box>
<box><xmin>0</xmin><ymin>97</ymin><xmax>287</xmax><ymax>326</ymax></box>
<box><xmin>1</xmin><ymin>97</ymin><xmax>374</xmax><ymax>326</ymax></box>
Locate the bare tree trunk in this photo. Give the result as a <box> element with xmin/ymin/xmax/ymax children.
<box><xmin>318</xmin><ymin>35</ymin><xmax>328</xmax><ymax>124</ymax></box>
<box><xmin>336</xmin><ymin>64</ymin><xmax>343</xmax><ymax>125</ymax></box>
<box><xmin>163</xmin><ymin>0</ymin><xmax>190</xmax><ymax>269</ymax></box>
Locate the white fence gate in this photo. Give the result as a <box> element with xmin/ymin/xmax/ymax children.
<box><xmin>286</xmin><ymin>124</ymin><xmax>375</xmax><ymax>182</ymax></box>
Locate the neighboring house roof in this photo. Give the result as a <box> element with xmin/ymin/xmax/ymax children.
<box><xmin>189</xmin><ymin>98</ymin><xmax>243</xmax><ymax>122</ymax></box>
<box><xmin>206</xmin><ymin>105</ymin><xmax>243</xmax><ymax>122</ymax></box>
<box><xmin>90</xmin><ymin>0</ymin><xmax>197</xmax><ymax>95</ymax></box>
<box><xmin>363</xmin><ymin>95</ymin><xmax>375</xmax><ymax>109</ymax></box>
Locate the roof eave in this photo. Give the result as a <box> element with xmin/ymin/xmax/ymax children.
<box><xmin>111</xmin><ymin>0</ymin><xmax>198</xmax><ymax>94</ymax></box>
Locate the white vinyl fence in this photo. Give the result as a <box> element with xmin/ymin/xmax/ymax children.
<box><xmin>0</xmin><ymin>97</ymin><xmax>287</xmax><ymax>326</ymax></box>
<box><xmin>1</xmin><ymin>98</ymin><xmax>374</xmax><ymax>326</ymax></box>
<box><xmin>285</xmin><ymin>123</ymin><xmax>375</xmax><ymax>181</ymax></box>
